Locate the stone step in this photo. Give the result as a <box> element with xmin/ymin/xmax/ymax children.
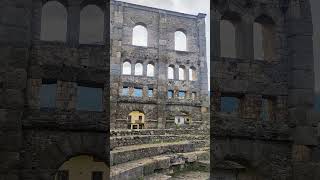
<box><xmin>144</xmin><ymin>173</ymin><xmax>172</xmax><ymax>180</ymax></box>
<box><xmin>110</xmin><ymin>129</ymin><xmax>209</xmax><ymax>137</ymax></box>
<box><xmin>110</xmin><ymin>134</ymin><xmax>209</xmax><ymax>149</ymax></box>
<box><xmin>110</xmin><ymin>149</ymin><xmax>209</xmax><ymax>180</ymax></box>
<box><xmin>111</xmin><ymin>141</ymin><xmax>200</xmax><ymax>166</ymax></box>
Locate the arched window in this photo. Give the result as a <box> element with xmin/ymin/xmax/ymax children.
<box><xmin>80</xmin><ymin>5</ymin><xmax>104</xmax><ymax>44</ymax></box>
<box><xmin>175</xmin><ymin>31</ymin><xmax>187</xmax><ymax>51</ymax></box>
<box><xmin>41</xmin><ymin>1</ymin><xmax>67</xmax><ymax>41</ymax></box>
<box><xmin>134</xmin><ymin>63</ymin><xmax>143</xmax><ymax>76</ymax></box>
<box><xmin>147</xmin><ymin>63</ymin><xmax>154</xmax><ymax>77</ymax></box>
<box><xmin>179</xmin><ymin>66</ymin><xmax>186</xmax><ymax>80</ymax></box>
<box><xmin>189</xmin><ymin>67</ymin><xmax>197</xmax><ymax>81</ymax></box>
<box><xmin>220</xmin><ymin>20</ymin><xmax>236</xmax><ymax>58</ymax></box>
<box><xmin>132</xmin><ymin>25</ymin><xmax>148</xmax><ymax>47</ymax></box>
<box><xmin>168</xmin><ymin>65</ymin><xmax>174</xmax><ymax>80</ymax></box>
<box><xmin>55</xmin><ymin>155</ymin><xmax>108</xmax><ymax>180</ymax></box>
<box><xmin>122</xmin><ymin>61</ymin><xmax>131</xmax><ymax>75</ymax></box>
<box><xmin>254</xmin><ymin>15</ymin><xmax>276</xmax><ymax>61</ymax></box>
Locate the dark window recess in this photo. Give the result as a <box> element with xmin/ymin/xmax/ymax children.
<box><xmin>220</xmin><ymin>96</ymin><xmax>240</xmax><ymax>113</ymax></box>
<box><xmin>122</xmin><ymin>86</ymin><xmax>129</xmax><ymax>96</ymax></box>
<box><xmin>92</xmin><ymin>171</ymin><xmax>103</xmax><ymax>180</ymax></box>
<box><xmin>40</xmin><ymin>80</ymin><xmax>57</xmax><ymax>109</ymax></box>
<box><xmin>134</xmin><ymin>88</ymin><xmax>143</xmax><ymax>97</ymax></box>
<box><xmin>56</xmin><ymin>170</ymin><xmax>69</xmax><ymax>180</ymax></box>
<box><xmin>178</xmin><ymin>91</ymin><xmax>186</xmax><ymax>99</ymax></box>
<box><xmin>139</xmin><ymin>116</ymin><xmax>142</xmax><ymax>120</ymax></box>
<box><xmin>168</xmin><ymin>90</ymin><xmax>173</xmax><ymax>98</ymax></box>
<box><xmin>148</xmin><ymin>89</ymin><xmax>153</xmax><ymax>97</ymax></box>
<box><xmin>77</xmin><ymin>85</ymin><xmax>103</xmax><ymax>111</ymax></box>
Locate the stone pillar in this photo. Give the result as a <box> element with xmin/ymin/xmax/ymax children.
<box><xmin>31</xmin><ymin>0</ymin><xmax>43</xmax><ymax>41</ymax></box>
<box><xmin>174</xmin><ymin>65</ymin><xmax>179</xmax><ymax>80</ymax></box>
<box><xmin>287</xmin><ymin>0</ymin><xmax>319</xmax><ymax>179</ymax></box>
<box><xmin>67</xmin><ymin>0</ymin><xmax>80</xmax><ymax>47</ymax></box>
<box><xmin>157</xmin><ymin>10</ymin><xmax>169</xmax><ymax>129</ymax></box>
<box><xmin>211</xmin><ymin>10</ymin><xmax>221</xmax><ymax>59</ymax></box>
<box><xmin>110</xmin><ymin>0</ymin><xmax>124</xmax><ymax>129</ymax></box>
<box><xmin>237</xmin><ymin>17</ymin><xmax>254</xmax><ymax>60</ymax></box>
<box><xmin>0</xmin><ymin>0</ymin><xmax>32</xmax><ymax>179</ymax></box>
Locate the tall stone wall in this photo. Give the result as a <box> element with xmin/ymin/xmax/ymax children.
<box><xmin>1</xmin><ymin>0</ymin><xmax>110</xmax><ymax>179</ymax></box>
<box><xmin>211</xmin><ymin>0</ymin><xmax>320</xmax><ymax>179</ymax></box>
<box><xmin>110</xmin><ymin>0</ymin><xmax>209</xmax><ymax>129</ymax></box>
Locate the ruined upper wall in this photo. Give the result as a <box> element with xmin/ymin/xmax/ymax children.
<box><xmin>111</xmin><ymin>0</ymin><xmax>206</xmax><ymax>54</ymax></box>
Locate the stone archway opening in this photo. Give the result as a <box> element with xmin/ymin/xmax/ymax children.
<box><xmin>128</xmin><ymin>111</ymin><xmax>145</xmax><ymax>129</ymax></box>
<box><xmin>54</xmin><ymin>155</ymin><xmax>109</xmax><ymax>180</ymax></box>
<box><xmin>174</xmin><ymin>112</ymin><xmax>192</xmax><ymax>126</ymax></box>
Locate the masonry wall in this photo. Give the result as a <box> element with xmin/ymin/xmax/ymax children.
<box><xmin>110</xmin><ymin>0</ymin><xmax>209</xmax><ymax>130</ymax></box>
<box><xmin>211</xmin><ymin>0</ymin><xmax>320</xmax><ymax>179</ymax></box>
<box><xmin>1</xmin><ymin>0</ymin><xmax>110</xmax><ymax>179</ymax></box>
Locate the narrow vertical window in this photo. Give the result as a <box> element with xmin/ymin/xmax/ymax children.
<box><xmin>179</xmin><ymin>66</ymin><xmax>186</xmax><ymax>80</ymax></box>
<box><xmin>168</xmin><ymin>90</ymin><xmax>173</xmax><ymax>99</ymax></box>
<box><xmin>147</xmin><ymin>64</ymin><xmax>155</xmax><ymax>77</ymax></box>
<box><xmin>189</xmin><ymin>67</ymin><xmax>197</xmax><ymax>81</ymax></box>
<box><xmin>134</xmin><ymin>63</ymin><xmax>143</xmax><ymax>76</ymax></box>
<box><xmin>192</xmin><ymin>92</ymin><xmax>196</xmax><ymax>100</ymax></box>
<box><xmin>168</xmin><ymin>65</ymin><xmax>174</xmax><ymax>80</ymax></box>
<box><xmin>39</xmin><ymin>80</ymin><xmax>57</xmax><ymax>109</ymax></box>
<box><xmin>122</xmin><ymin>61</ymin><xmax>131</xmax><ymax>75</ymax></box>
<box><xmin>148</xmin><ymin>88</ymin><xmax>153</xmax><ymax>97</ymax></box>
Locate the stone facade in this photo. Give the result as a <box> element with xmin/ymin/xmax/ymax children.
<box><xmin>0</xmin><ymin>0</ymin><xmax>110</xmax><ymax>179</ymax></box>
<box><xmin>110</xmin><ymin>0</ymin><xmax>209</xmax><ymax>130</ymax></box>
<box><xmin>211</xmin><ymin>0</ymin><xmax>320</xmax><ymax>180</ymax></box>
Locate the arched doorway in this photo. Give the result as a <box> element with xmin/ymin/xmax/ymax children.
<box><xmin>128</xmin><ymin>111</ymin><xmax>145</xmax><ymax>129</ymax></box>
<box><xmin>54</xmin><ymin>155</ymin><xmax>108</xmax><ymax>180</ymax></box>
<box><xmin>174</xmin><ymin>112</ymin><xmax>192</xmax><ymax>126</ymax></box>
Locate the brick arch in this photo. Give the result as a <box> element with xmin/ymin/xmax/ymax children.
<box><xmin>42</xmin><ymin>0</ymin><xmax>68</xmax><ymax>8</ymax></box>
<box><xmin>80</xmin><ymin>0</ymin><xmax>106</xmax><ymax>10</ymax></box>
<box><xmin>36</xmin><ymin>133</ymin><xmax>108</xmax><ymax>180</ymax></box>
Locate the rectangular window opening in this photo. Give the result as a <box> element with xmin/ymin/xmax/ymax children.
<box><xmin>168</xmin><ymin>90</ymin><xmax>173</xmax><ymax>99</ymax></box>
<box><xmin>220</xmin><ymin>96</ymin><xmax>240</xmax><ymax>114</ymax></box>
<box><xmin>134</xmin><ymin>88</ymin><xmax>143</xmax><ymax>97</ymax></box>
<box><xmin>178</xmin><ymin>91</ymin><xmax>186</xmax><ymax>99</ymax></box>
<box><xmin>122</xmin><ymin>86</ymin><xmax>129</xmax><ymax>96</ymax></box>
<box><xmin>148</xmin><ymin>88</ymin><xmax>153</xmax><ymax>97</ymax></box>
<box><xmin>77</xmin><ymin>84</ymin><xmax>103</xmax><ymax>112</ymax></box>
<box><xmin>40</xmin><ymin>79</ymin><xmax>57</xmax><ymax>109</ymax></box>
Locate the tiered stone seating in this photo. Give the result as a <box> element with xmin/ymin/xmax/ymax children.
<box><xmin>110</xmin><ymin>129</ymin><xmax>209</xmax><ymax>180</ymax></box>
